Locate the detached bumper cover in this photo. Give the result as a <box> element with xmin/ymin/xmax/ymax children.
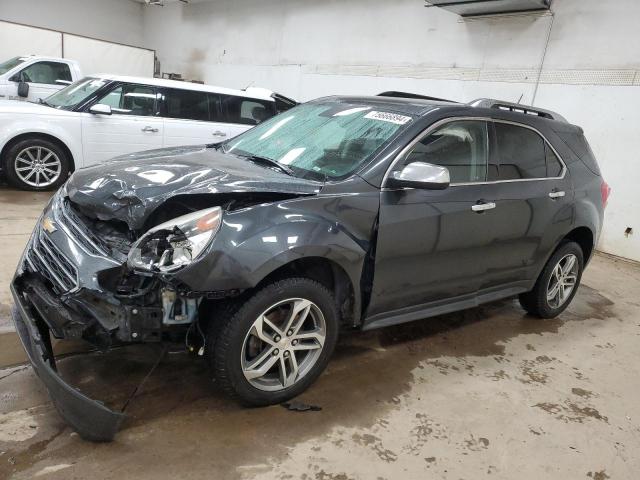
<box><xmin>11</xmin><ymin>282</ymin><xmax>124</xmax><ymax>442</ymax></box>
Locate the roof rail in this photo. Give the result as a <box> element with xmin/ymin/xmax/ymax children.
<box><xmin>469</xmin><ymin>98</ymin><xmax>567</xmax><ymax>122</ymax></box>
<box><xmin>377</xmin><ymin>91</ymin><xmax>458</xmax><ymax>103</ymax></box>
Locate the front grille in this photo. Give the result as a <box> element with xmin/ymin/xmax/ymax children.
<box><xmin>57</xmin><ymin>198</ymin><xmax>109</xmax><ymax>256</ymax></box>
<box><xmin>27</xmin><ymin>227</ymin><xmax>78</xmax><ymax>294</ymax></box>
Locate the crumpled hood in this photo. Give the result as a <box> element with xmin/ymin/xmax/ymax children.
<box><xmin>66</xmin><ymin>145</ymin><xmax>322</xmax><ymax>230</ymax></box>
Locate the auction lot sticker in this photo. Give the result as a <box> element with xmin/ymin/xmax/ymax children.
<box><xmin>364</xmin><ymin>111</ymin><xmax>412</xmax><ymax>125</ymax></box>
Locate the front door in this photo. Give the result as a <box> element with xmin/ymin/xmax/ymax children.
<box><xmin>81</xmin><ymin>83</ymin><xmax>163</xmax><ymax>167</ymax></box>
<box><xmin>366</xmin><ymin>119</ymin><xmax>500</xmax><ymax>321</ymax></box>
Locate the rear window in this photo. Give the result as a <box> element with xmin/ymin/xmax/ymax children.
<box><xmin>162</xmin><ymin>88</ymin><xmax>210</xmax><ymax>122</ymax></box>
<box><xmin>220</xmin><ymin>95</ymin><xmax>275</xmax><ymax>125</ymax></box>
<box><xmin>495</xmin><ymin>123</ymin><xmax>547</xmax><ymax>180</ymax></box>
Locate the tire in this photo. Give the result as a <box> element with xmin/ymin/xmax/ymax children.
<box><xmin>519</xmin><ymin>241</ymin><xmax>584</xmax><ymax>318</ymax></box>
<box><xmin>2</xmin><ymin>137</ymin><xmax>71</xmax><ymax>191</ymax></box>
<box><xmin>208</xmin><ymin>278</ymin><xmax>339</xmax><ymax>407</ymax></box>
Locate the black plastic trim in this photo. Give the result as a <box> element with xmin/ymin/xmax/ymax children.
<box><xmin>11</xmin><ymin>281</ymin><xmax>124</xmax><ymax>442</ymax></box>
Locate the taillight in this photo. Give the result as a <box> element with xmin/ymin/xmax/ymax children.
<box><xmin>600</xmin><ymin>180</ymin><xmax>611</xmax><ymax>209</ymax></box>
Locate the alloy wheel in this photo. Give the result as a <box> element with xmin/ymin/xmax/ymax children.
<box><xmin>14</xmin><ymin>146</ymin><xmax>62</xmax><ymax>188</ymax></box>
<box><xmin>241</xmin><ymin>298</ymin><xmax>326</xmax><ymax>392</ymax></box>
<box><xmin>546</xmin><ymin>253</ymin><xmax>579</xmax><ymax>309</ymax></box>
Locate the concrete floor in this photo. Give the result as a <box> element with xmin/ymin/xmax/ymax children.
<box><xmin>0</xmin><ymin>188</ymin><xmax>52</xmax><ymax>333</ymax></box>
<box><xmin>0</xmin><ymin>185</ymin><xmax>639</xmax><ymax>480</ymax></box>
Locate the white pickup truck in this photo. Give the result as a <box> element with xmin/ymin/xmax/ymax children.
<box><xmin>0</xmin><ymin>56</ymin><xmax>83</xmax><ymax>103</ymax></box>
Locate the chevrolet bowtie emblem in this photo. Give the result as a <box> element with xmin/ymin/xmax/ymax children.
<box><xmin>42</xmin><ymin>216</ymin><xmax>57</xmax><ymax>234</ymax></box>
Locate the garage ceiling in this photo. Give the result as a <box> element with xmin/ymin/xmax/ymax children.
<box><xmin>425</xmin><ymin>0</ymin><xmax>551</xmax><ymax>17</ymax></box>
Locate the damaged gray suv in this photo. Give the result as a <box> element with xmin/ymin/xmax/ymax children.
<box><xmin>12</xmin><ymin>93</ymin><xmax>609</xmax><ymax>441</ymax></box>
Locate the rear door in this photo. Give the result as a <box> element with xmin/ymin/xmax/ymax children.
<box><xmin>367</xmin><ymin>119</ymin><xmax>501</xmax><ymax>320</ymax></box>
<box><xmin>160</xmin><ymin>88</ymin><xmax>221</xmax><ymax>147</ymax></box>
<box><xmin>81</xmin><ymin>82</ymin><xmax>163</xmax><ymax>166</ymax></box>
<box><xmin>478</xmin><ymin>121</ymin><xmax>573</xmax><ymax>290</ymax></box>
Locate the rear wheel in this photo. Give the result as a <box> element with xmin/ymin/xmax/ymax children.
<box><xmin>519</xmin><ymin>241</ymin><xmax>584</xmax><ymax>318</ymax></box>
<box><xmin>208</xmin><ymin>278</ymin><xmax>339</xmax><ymax>406</ymax></box>
<box><xmin>2</xmin><ymin>137</ymin><xmax>70</xmax><ymax>191</ymax></box>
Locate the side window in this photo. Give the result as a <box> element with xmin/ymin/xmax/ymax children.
<box><xmin>220</xmin><ymin>95</ymin><xmax>275</xmax><ymax>125</ymax></box>
<box><xmin>545</xmin><ymin>143</ymin><xmax>563</xmax><ymax>177</ymax></box>
<box><xmin>494</xmin><ymin>123</ymin><xmax>547</xmax><ymax>180</ymax></box>
<box><xmin>208</xmin><ymin>93</ymin><xmax>223</xmax><ymax>121</ymax></box>
<box><xmin>97</xmin><ymin>84</ymin><xmax>157</xmax><ymax>116</ymax></box>
<box><xmin>14</xmin><ymin>61</ymin><xmax>72</xmax><ymax>85</ymax></box>
<box><xmin>162</xmin><ymin>88</ymin><xmax>210</xmax><ymax>121</ymax></box>
<box><xmin>403</xmin><ymin>120</ymin><xmax>489</xmax><ymax>184</ymax></box>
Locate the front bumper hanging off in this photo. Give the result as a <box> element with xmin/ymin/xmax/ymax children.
<box><xmin>11</xmin><ymin>282</ymin><xmax>124</xmax><ymax>442</ymax></box>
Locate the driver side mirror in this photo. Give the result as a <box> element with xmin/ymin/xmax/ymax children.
<box><xmin>89</xmin><ymin>104</ymin><xmax>112</xmax><ymax>115</ymax></box>
<box><xmin>387</xmin><ymin>162</ymin><xmax>450</xmax><ymax>190</ymax></box>
<box><xmin>17</xmin><ymin>81</ymin><xmax>29</xmax><ymax>98</ymax></box>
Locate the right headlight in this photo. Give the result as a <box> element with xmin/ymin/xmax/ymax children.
<box><xmin>127</xmin><ymin>207</ymin><xmax>222</xmax><ymax>273</ymax></box>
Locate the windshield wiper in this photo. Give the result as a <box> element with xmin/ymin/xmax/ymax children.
<box><xmin>238</xmin><ymin>154</ymin><xmax>295</xmax><ymax>177</ymax></box>
<box><xmin>36</xmin><ymin>99</ymin><xmax>53</xmax><ymax>108</ymax></box>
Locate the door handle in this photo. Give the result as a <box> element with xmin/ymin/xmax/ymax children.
<box><xmin>212</xmin><ymin>131</ymin><xmax>227</xmax><ymax>137</ymax></box>
<box><xmin>141</xmin><ymin>126</ymin><xmax>159</xmax><ymax>133</ymax></box>
<box><xmin>549</xmin><ymin>190</ymin><xmax>565</xmax><ymax>199</ymax></box>
<box><xmin>471</xmin><ymin>202</ymin><xmax>496</xmax><ymax>212</ymax></box>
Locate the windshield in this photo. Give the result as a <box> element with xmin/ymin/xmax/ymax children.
<box><xmin>225</xmin><ymin>101</ymin><xmax>413</xmax><ymax>180</ymax></box>
<box><xmin>0</xmin><ymin>56</ymin><xmax>27</xmax><ymax>75</ymax></box>
<box><xmin>45</xmin><ymin>77</ymin><xmax>109</xmax><ymax>110</ymax></box>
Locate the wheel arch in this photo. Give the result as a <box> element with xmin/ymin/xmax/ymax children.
<box><xmin>1</xmin><ymin>132</ymin><xmax>76</xmax><ymax>173</ymax></box>
<box><xmin>528</xmin><ymin>225</ymin><xmax>596</xmax><ymax>293</ymax></box>
<box><xmin>563</xmin><ymin>226</ymin><xmax>595</xmax><ymax>263</ymax></box>
<box><xmin>254</xmin><ymin>256</ymin><xmax>358</xmax><ymax>328</ymax></box>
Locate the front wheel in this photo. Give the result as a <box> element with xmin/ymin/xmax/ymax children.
<box><xmin>519</xmin><ymin>241</ymin><xmax>584</xmax><ymax>318</ymax></box>
<box><xmin>208</xmin><ymin>278</ymin><xmax>339</xmax><ymax>406</ymax></box>
<box><xmin>2</xmin><ymin>137</ymin><xmax>70</xmax><ymax>191</ymax></box>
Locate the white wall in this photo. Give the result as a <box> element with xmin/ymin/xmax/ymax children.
<box><xmin>144</xmin><ymin>0</ymin><xmax>640</xmax><ymax>261</ymax></box>
<box><xmin>0</xmin><ymin>0</ymin><xmax>146</xmax><ymax>47</ymax></box>
<box><xmin>0</xmin><ymin>0</ymin><xmax>154</xmax><ymax>76</ymax></box>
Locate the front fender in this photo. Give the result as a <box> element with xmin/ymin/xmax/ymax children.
<box><xmin>174</xmin><ymin>192</ymin><xmax>380</xmax><ymax>308</ymax></box>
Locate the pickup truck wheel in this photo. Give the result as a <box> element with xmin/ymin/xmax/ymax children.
<box><xmin>208</xmin><ymin>278</ymin><xmax>338</xmax><ymax>406</ymax></box>
<box><xmin>519</xmin><ymin>241</ymin><xmax>584</xmax><ymax>318</ymax></box>
<box><xmin>2</xmin><ymin>138</ymin><xmax>70</xmax><ymax>191</ymax></box>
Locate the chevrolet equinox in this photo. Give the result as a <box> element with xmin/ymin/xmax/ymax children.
<box><xmin>11</xmin><ymin>93</ymin><xmax>609</xmax><ymax>441</ymax></box>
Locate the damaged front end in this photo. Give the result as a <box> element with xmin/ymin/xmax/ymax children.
<box><xmin>12</xmin><ymin>147</ymin><xmax>327</xmax><ymax>441</ymax></box>
<box><xmin>11</xmin><ymin>189</ymin><xmax>230</xmax><ymax>441</ymax></box>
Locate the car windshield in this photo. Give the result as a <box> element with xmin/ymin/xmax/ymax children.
<box><xmin>44</xmin><ymin>77</ymin><xmax>109</xmax><ymax>110</ymax></box>
<box><xmin>0</xmin><ymin>56</ymin><xmax>27</xmax><ymax>75</ymax></box>
<box><xmin>224</xmin><ymin>101</ymin><xmax>414</xmax><ymax>180</ymax></box>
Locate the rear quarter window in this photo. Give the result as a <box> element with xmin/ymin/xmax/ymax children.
<box><xmin>556</xmin><ymin>132</ymin><xmax>601</xmax><ymax>176</ymax></box>
<box><xmin>545</xmin><ymin>143</ymin><xmax>564</xmax><ymax>177</ymax></box>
